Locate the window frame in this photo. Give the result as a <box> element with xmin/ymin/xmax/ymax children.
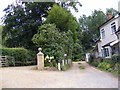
<box><xmin>103</xmin><ymin>48</ymin><xmax>109</xmax><ymax>57</ymax></box>
<box><xmin>101</xmin><ymin>29</ymin><xmax>105</xmax><ymax>39</ymax></box>
<box><xmin>111</xmin><ymin>22</ymin><xmax>116</xmax><ymax>34</ymax></box>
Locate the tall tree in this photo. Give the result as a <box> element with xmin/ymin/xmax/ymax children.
<box><xmin>56</xmin><ymin>0</ymin><xmax>82</xmax><ymax>12</ymax></box>
<box><xmin>32</xmin><ymin>24</ymin><xmax>74</xmax><ymax>60</ymax></box>
<box><xmin>2</xmin><ymin>2</ymin><xmax>54</xmax><ymax>50</ymax></box>
<box><xmin>45</xmin><ymin>4</ymin><xmax>79</xmax><ymax>43</ymax></box>
<box><xmin>106</xmin><ymin>8</ymin><xmax>119</xmax><ymax>16</ymax></box>
<box><xmin>79</xmin><ymin>10</ymin><xmax>106</xmax><ymax>51</ymax></box>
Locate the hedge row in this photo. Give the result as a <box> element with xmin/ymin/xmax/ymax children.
<box><xmin>0</xmin><ymin>48</ymin><xmax>36</xmax><ymax>66</ymax></box>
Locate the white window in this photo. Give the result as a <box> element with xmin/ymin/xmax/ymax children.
<box><xmin>101</xmin><ymin>29</ymin><xmax>105</xmax><ymax>39</ymax></box>
<box><xmin>104</xmin><ymin>48</ymin><xmax>109</xmax><ymax>57</ymax></box>
<box><xmin>111</xmin><ymin>22</ymin><xmax>116</xmax><ymax>34</ymax></box>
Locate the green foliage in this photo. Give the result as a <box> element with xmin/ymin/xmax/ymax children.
<box><xmin>44</xmin><ymin>58</ymin><xmax>57</xmax><ymax>67</ymax></box>
<box><xmin>98</xmin><ymin>62</ymin><xmax>111</xmax><ymax>70</ymax></box>
<box><xmin>106</xmin><ymin>8</ymin><xmax>119</xmax><ymax>16</ymax></box>
<box><xmin>107</xmin><ymin>68</ymin><xmax>113</xmax><ymax>72</ymax></box>
<box><xmin>46</xmin><ymin>4</ymin><xmax>78</xmax><ymax>43</ymax></box>
<box><xmin>79</xmin><ymin>10</ymin><xmax>106</xmax><ymax>50</ymax></box>
<box><xmin>91</xmin><ymin>61</ymin><xmax>99</xmax><ymax>67</ymax></box>
<box><xmin>79</xmin><ymin>66</ymin><xmax>85</xmax><ymax>69</ymax></box>
<box><xmin>1</xmin><ymin>47</ymin><xmax>36</xmax><ymax>66</ymax></box>
<box><xmin>2</xmin><ymin>2</ymin><xmax>54</xmax><ymax>50</ymax></box>
<box><xmin>72</xmin><ymin>43</ymin><xmax>82</xmax><ymax>60</ymax></box>
<box><xmin>7</xmin><ymin>56</ymin><xmax>15</xmax><ymax>66</ymax></box>
<box><xmin>74</xmin><ymin>59</ymin><xmax>80</xmax><ymax>62</ymax></box>
<box><xmin>32</xmin><ymin>24</ymin><xmax>66</xmax><ymax>60</ymax></box>
<box><xmin>58</xmin><ymin>0</ymin><xmax>82</xmax><ymax>12</ymax></box>
<box><xmin>61</xmin><ymin>62</ymin><xmax>72</xmax><ymax>71</ymax></box>
<box><xmin>89</xmin><ymin>54</ymin><xmax>95</xmax><ymax>64</ymax></box>
<box><xmin>111</xmin><ymin>54</ymin><xmax>120</xmax><ymax>65</ymax></box>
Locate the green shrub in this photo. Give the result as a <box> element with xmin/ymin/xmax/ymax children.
<box><xmin>74</xmin><ymin>59</ymin><xmax>80</xmax><ymax>62</ymax></box>
<box><xmin>96</xmin><ymin>57</ymin><xmax>104</xmax><ymax>63</ymax></box>
<box><xmin>91</xmin><ymin>61</ymin><xmax>99</xmax><ymax>67</ymax></box>
<box><xmin>111</xmin><ymin>54</ymin><xmax>120</xmax><ymax>65</ymax></box>
<box><xmin>98</xmin><ymin>62</ymin><xmax>111</xmax><ymax>70</ymax></box>
<box><xmin>1</xmin><ymin>48</ymin><xmax>36</xmax><ymax>66</ymax></box>
<box><xmin>107</xmin><ymin>68</ymin><xmax>113</xmax><ymax>72</ymax></box>
<box><xmin>89</xmin><ymin>54</ymin><xmax>95</xmax><ymax>64</ymax></box>
<box><xmin>105</xmin><ymin>64</ymin><xmax>111</xmax><ymax>70</ymax></box>
<box><xmin>7</xmin><ymin>56</ymin><xmax>15</xmax><ymax>66</ymax></box>
<box><xmin>44</xmin><ymin>59</ymin><xmax>57</xmax><ymax>67</ymax></box>
<box><xmin>98</xmin><ymin>62</ymin><xmax>106</xmax><ymax>69</ymax></box>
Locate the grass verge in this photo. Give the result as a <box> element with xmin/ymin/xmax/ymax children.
<box><xmin>61</xmin><ymin>62</ymin><xmax>72</xmax><ymax>71</ymax></box>
<box><xmin>79</xmin><ymin>66</ymin><xmax>85</xmax><ymax>69</ymax></box>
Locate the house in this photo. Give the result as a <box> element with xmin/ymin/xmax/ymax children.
<box><xmin>93</xmin><ymin>13</ymin><xmax>120</xmax><ymax>58</ymax></box>
<box><xmin>115</xmin><ymin>26</ymin><xmax>120</xmax><ymax>53</ymax></box>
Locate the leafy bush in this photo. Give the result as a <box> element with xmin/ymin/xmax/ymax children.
<box><xmin>89</xmin><ymin>54</ymin><xmax>95</xmax><ymax>64</ymax></box>
<box><xmin>44</xmin><ymin>59</ymin><xmax>57</xmax><ymax>67</ymax></box>
<box><xmin>91</xmin><ymin>61</ymin><xmax>99</xmax><ymax>67</ymax></box>
<box><xmin>98</xmin><ymin>62</ymin><xmax>111</xmax><ymax>70</ymax></box>
<box><xmin>107</xmin><ymin>68</ymin><xmax>113</xmax><ymax>72</ymax></box>
<box><xmin>7</xmin><ymin>56</ymin><xmax>15</xmax><ymax>66</ymax></box>
<box><xmin>1</xmin><ymin>48</ymin><xmax>36</xmax><ymax>66</ymax></box>
<box><xmin>111</xmin><ymin>54</ymin><xmax>120</xmax><ymax>65</ymax></box>
<box><xmin>96</xmin><ymin>57</ymin><xmax>104</xmax><ymax>63</ymax></box>
<box><xmin>74</xmin><ymin>59</ymin><xmax>80</xmax><ymax>62</ymax></box>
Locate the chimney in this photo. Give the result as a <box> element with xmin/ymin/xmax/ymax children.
<box><xmin>107</xmin><ymin>13</ymin><xmax>113</xmax><ymax>19</ymax></box>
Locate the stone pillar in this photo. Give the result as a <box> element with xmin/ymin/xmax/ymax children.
<box><xmin>37</xmin><ymin>48</ymin><xmax>44</xmax><ymax>70</ymax></box>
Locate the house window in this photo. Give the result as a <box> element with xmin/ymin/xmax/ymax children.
<box><xmin>104</xmin><ymin>48</ymin><xmax>109</xmax><ymax>57</ymax></box>
<box><xmin>101</xmin><ymin>29</ymin><xmax>105</xmax><ymax>39</ymax></box>
<box><xmin>111</xmin><ymin>22</ymin><xmax>116</xmax><ymax>34</ymax></box>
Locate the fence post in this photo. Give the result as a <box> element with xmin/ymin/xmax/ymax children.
<box><xmin>58</xmin><ymin>60</ymin><xmax>61</xmax><ymax>71</ymax></box>
<box><xmin>62</xmin><ymin>60</ymin><xmax>64</xmax><ymax>66</ymax></box>
<box><xmin>37</xmin><ymin>48</ymin><xmax>44</xmax><ymax>70</ymax></box>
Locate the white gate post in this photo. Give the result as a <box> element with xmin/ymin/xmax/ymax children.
<box><xmin>58</xmin><ymin>61</ymin><xmax>61</xmax><ymax>71</ymax></box>
<box><xmin>62</xmin><ymin>60</ymin><xmax>64</xmax><ymax>66</ymax></box>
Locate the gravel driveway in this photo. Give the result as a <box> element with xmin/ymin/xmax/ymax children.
<box><xmin>0</xmin><ymin>61</ymin><xmax>118</xmax><ymax>88</ymax></box>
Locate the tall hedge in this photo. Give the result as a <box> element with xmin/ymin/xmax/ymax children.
<box><xmin>1</xmin><ymin>48</ymin><xmax>36</xmax><ymax>66</ymax></box>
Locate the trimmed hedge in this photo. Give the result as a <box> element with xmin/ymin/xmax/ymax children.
<box><xmin>1</xmin><ymin>48</ymin><xmax>36</xmax><ymax>66</ymax></box>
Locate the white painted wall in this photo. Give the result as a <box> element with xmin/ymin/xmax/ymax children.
<box><xmin>100</xmin><ymin>17</ymin><xmax>119</xmax><ymax>47</ymax></box>
<box><xmin>98</xmin><ymin>16</ymin><xmax>120</xmax><ymax>58</ymax></box>
<box><xmin>97</xmin><ymin>41</ymin><xmax>102</xmax><ymax>57</ymax></box>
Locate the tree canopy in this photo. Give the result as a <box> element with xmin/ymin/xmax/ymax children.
<box><xmin>32</xmin><ymin>24</ymin><xmax>74</xmax><ymax>60</ymax></box>
<box><xmin>45</xmin><ymin>4</ymin><xmax>79</xmax><ymax>43</ymax></box>
<box><xmin>2</xmin><ymin>2</ymin><xmax>54</xmax><ymax>50</ymax></box>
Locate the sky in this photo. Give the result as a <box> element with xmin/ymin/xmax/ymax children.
<box><xmin>0</xmin><ymin>0</ymin><xmax>120</xmax><ymax>24</ymax></box>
